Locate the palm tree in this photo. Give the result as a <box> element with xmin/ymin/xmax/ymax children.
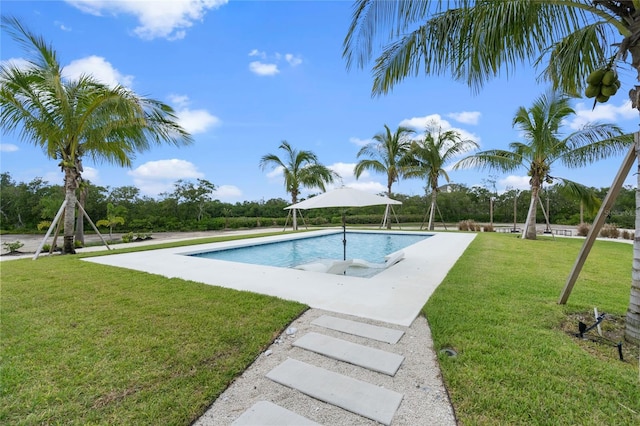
<box><xmin>0</xmin><ymin>17</ymin><xmax>192</xmax><ymax>254</ymax></box>
<box><xmin>456</xmin><ymin>91</ymin><xmax>630</xmax><ymax>239</ymax></box>
<box><xmin>354</xmin><ymin>124</ymin><xmax>415</xmax><ymax>228</ymax></box>
<box><xmin>259</xmin><ymin>141</ymin><xmax>338</xmax><ymax>230</ymax></box>
<box><xmin>342</xmin><ymin>0</ymin><xmax>640</xmax><ymax>346</ymax></box>
<box><xmin>404</xmin><ymin>123</ymin><xmax>478</xmax><ymax>230</ymax></box>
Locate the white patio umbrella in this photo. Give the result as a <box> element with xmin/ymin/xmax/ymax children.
<box><xmin>285</xmin><ymin>186</ymin><xmax>402</xmax><ymax>260</ymax></box>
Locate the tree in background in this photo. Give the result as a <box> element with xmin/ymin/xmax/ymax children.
<box><xmin>168</xmin><ymin>179</ymin><xmax>217</xmax><ymax>222</ymax></box>
<box><xmin>96</xmin><ymin>203</ymin><xmax>126</xmax><ymax>242</ymax></box>
<box><xmin>342</xmin><ymin>0</ymin><xmax>640</xmax><ymax>347</ymax></box>
<box><xmin>354</xmin><ymin>124</ymin><xmax>415</xmax><ymax>228</ymax></box>
<box><xmin>404</xmin><ymin>123</ymin><xmax>478</xmax><ymax>230</ymax></box>
<box><xmin>456</xmin><ymin>91</ymin><xmax>629</xmax><ymax>239</ymax></box>
<box><xmin>259</xmin><ymin>141</ymin><xmax>338</xmax><ymax>230</ymax></box>
<box><xmin>0</xmin><ymin>17</ymin><xmax>192</xmax><ymax>254</ymax></box>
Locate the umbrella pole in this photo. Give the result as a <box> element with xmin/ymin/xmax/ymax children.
<box><xmin>342</xmin><ymin>212</ymin><xmax>346</xmax><ymax>261</ymax></box>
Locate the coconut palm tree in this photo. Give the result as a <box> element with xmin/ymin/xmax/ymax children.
<box><xmin>354</xmin><ymin>124</ymin><xmax>415</xmax><ymax>228</ymax></box>
<box><xmin>0</xmin><ymin>17</ymin><xmax>192</xmax><ymax>254</ymax></box>
<box><xmin>342</xmin><ymin>0</ymin><xmax>640</xmax><ymax>347</ymax></box>
<box><xmin>404</xmin><ymin>123</ymin><xmax>478</xmax><ymax>230</ymax></box>
<box><xmin>259</xmin><ymin>141</ymin><xmax>338</xmax><ymax>230</ymax></box>
<box><xmin>456</xmin><ymin>91</ymin><xmax>630</xmax><ymax>240</ymax></box>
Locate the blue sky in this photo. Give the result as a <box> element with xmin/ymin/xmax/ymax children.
<box><xmin>1</xmin><ymin>0</ymin><xmax>639</xmax><ymax>204</ymax></box>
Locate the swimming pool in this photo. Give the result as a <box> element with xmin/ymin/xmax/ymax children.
<box><xmin>83</xmin><ymin>230</ymin><xmax>477</xmax><ymax>325</ymax></box>
<box><xmin>187</xmin><ymin>231</ymin><xmax>431</xmax><ymax>276</ymax></box>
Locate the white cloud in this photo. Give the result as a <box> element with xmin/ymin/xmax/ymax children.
<box><xmin>498</xmin><ymin>175</ymin><xmax>530</xmax><ymax>192</ymax></box>
<box><xmin>447</xmin><ymin>111</ymin><xmax>481</xmax><ymax>125</ymax></box>
<box><xmin>248</xmin><ymin>50</ymin><xmax>302</xmax><ymax>76</ymax></box>
<box><xmin>285</xmin><ymin>54</ymin><xmax>302</xmax><ymax>67</ymax></box>
<box><xmin>567</xmin><ymin>100</ymin><xmax>638</xmax><ymax>130</ymax></box>
<box><xmin>213</xmin><ymin>184</ymin><xmax>242</xmax><ymax>200</ymax></box>
<box><xmin>349</xmin><ymin>137</ymin><xmax>372</xmax><ymax>147</ymax></box>
<box><xmin>0</xmin><ymin>144</ymin><xmax>19</xmax><ymax>152</ymax></box>
<box><xmin>0</xmin><ymin>57</ymin><xmax>31</xmax><ymax>70</ymax></box>
<box><xmin>176</xmin><ymin>109</ymin><xmax>221</xmax><ymax>134</ymax></box>
<box><xmin>63</xmin><ymin>56</ymin><xmax>134</xmax><ymax>88</ymax></box>
<box><xmin>55</xmin><ymin>21</ymin><xmax>72</xmax><ymax>32</ymax></box>
<box><xmin>248</xmin><ymin>49</ymin><xmax>266</xmax><ymax>59</ymax></box>
<box><xmin>326</xmin><ymin>162</ymin><xmax>387</xmax><ymax>194</ymax></box>
<box><xmin>266</xmin><ymin>166</ymin><xmax>284</xmax><ymax>179</ymax></box>
<box><xmin>128</xmin><ymin>159</ymin><xmax>204</xmax><ymax>195</ymax></box>
<box><xmin>168</xmin><ymin>94</ymin><xmax>220</xmax><ymax>134</ymax></box>
<box><xmin>81</xmin><ymin>166</ymin><xmax>99</xmax><ymax>183</ymax></box>
<box><xmin>168</xmin><ymin>94</ymin><xmax>190</xmax><ymax>108</ymax></box>
<box><xmin>399</xmin><ymin>113</ymin><xmax>481</xmax><ymax>145</ymax></box>
<box><xmin>66</xmin><ymin>0</ymin><xmax>228</xmax><ymax>40</ymax></box>
<box><xmin>327</xmin><ymin>162</ymin><xmax>354</xmax><ymax>182</ymax></box>
<box><xmin>341</xmin><ymin>181</ymin><xmax>387</xmax><ymax>194</ymax></box>
<box><xmin>249</xmin><ymin>61</ymin><xmax>279</xmax><ymax>76</ymax></box>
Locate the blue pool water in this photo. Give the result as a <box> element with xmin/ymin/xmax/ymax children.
<box><xmin>188</xmin><ymin>231</ymin><xmax>430</xmax><ymax>271</ymax></box>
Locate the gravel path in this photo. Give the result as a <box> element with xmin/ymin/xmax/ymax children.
<box><xmin>195</xmin><ymin>308</ymin><xmax>457</xmax><ymax>426</ymax></box>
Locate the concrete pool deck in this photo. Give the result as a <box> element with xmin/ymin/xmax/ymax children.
<box><xmin>82</xmin><ymin>230</ymin><xmax>476</xmax><ymax>326</ymax></box>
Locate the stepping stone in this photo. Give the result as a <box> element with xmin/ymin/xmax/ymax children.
<box><xmin>293</xmin><ymin>332</ymin><xmax>404</xmax><ymax>376</ymax></box>
<box><xmin>266</xmin><ymin>358</ymin><xmax>403</xmax><ymax>426</ymax></box>
<box><xmin>311</xmin><ymin>315</ymin><xmax>404</xmax><ymax>344</ymax></box>
<box><xmin>231</xmin><ymin>401</ymin><xmax>320</xmax><ymax>426</ymax></box>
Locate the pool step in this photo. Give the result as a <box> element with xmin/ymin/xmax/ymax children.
<box><xmin>266</xmin><ymin>358</ymin><xmax>403</xmax><ymax>426</ymax></box>
<box><xmin>311</xmin><ymin>314</ymin><xmax>404</xmax><ymax>344</ymax></box>
<box><xmin>293</xmin><ymin>332</ymin><xmax>404</xmax><ymax>376</ymax></box>
<box><xmin>231</xmin><ymin>401</ymin><xmax>320</xmax><ymax>426</ymax></box>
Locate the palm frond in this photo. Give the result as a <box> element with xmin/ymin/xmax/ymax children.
<box><xmin>553</xmin><ymin>178</ymin><xmax>601</xmax><ymax>211</ymax></box>
<box><xmin>347</xmin><ymin>1</ymin><xmax>609</xmax><ymax>96</ymax></box>
<box><xmin>454</xmin><ymin>150</ymin><xmax>522</xmax><ymax>172</ymax></box>
<box><xmin>536</xmin><ymin>22</ymin><xmax>610</xmax><ymax>96</ymax></box>
<box><xmin>561</xmin><ymin>128</ymin><xmax>633</xmax><ymax>167</ymax></box>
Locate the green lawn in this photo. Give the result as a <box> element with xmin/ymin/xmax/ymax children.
<box><xmin>425</xmin><ymin>233</ymin><xmax>639</xmax><ymax>425</ymax></box>
<box><xmin>0</xmin><ymin>237</ymin><xmax>306</xmax><ymax>425</ymax></box>
<box><xmin>2</xmin><ymin>231</ymin><xmax>639</xmax><ymax>424</ymax></box>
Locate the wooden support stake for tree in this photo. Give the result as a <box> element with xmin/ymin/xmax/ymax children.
<box><xmin>33</xmin><ymin>200</ymin><xmax>67</xmax><ymax>260</ymax></box>
<box><xmin>558</xmin><ymin>137</ymin><xmax>637</xmax><ymax>304</ymax></box>
<box><xmin>76</xmin><ymin>202</ymin><xmax>110</xmax><ymax>250</ymax></box>
<box><xmin>50</xmin><ymin>213</ymin><xmax>63</xmax><ymax>254</ymax></box>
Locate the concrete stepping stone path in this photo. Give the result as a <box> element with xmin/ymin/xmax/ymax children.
<box><xmin>266</xmin><ymin>358</ymin><xmax>403</xmax><ymax>426</ymax></box>
<box><xmin>293</xmin><ymin>331</ymin><xmax>405</xmax><ymax>376</ymax></box>
<box><xmin>311</xmin><ymin>314</ymin><xmax>405</xmax><ymax>344</ymax></box>
<box><xmin>231</xmin><ymin>401</ymin><xmax>321</xmax><ymax>426</ymax></box>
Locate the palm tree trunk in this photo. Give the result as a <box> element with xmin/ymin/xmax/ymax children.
<box><xmin>292</xmin><ymin>208</ymin><xmax>298</xmax><ymax>231</ymax></box>
<box><xmin>522</xmin><ymin>186</ymin><xmax>539</xmax><ymax>240</ymax></box>
<box><xmin>386</xmin><ymin>186</ymin><xmax>393</xmax><ymax>229</ymax></box>
<box><xmin>62</xmin><ymin>168</ymin><xmax>77</xmax><ymax>254</ymax></box>
<box><xmin>626</xmin><ymin>136</ymin><xmax>640</xmax><ymax>344</ymax></box>
<box><xmin>74</xmin><ymin>185</ymin><xmax>87</xmax><ymax>246</ymax></box>
<box><xmin>428</xmin><ymin>190</ymin><xmax>437</xmax><ymax>231</ymax></box>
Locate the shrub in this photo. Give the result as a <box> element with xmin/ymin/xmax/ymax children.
<box><xmin>458</xmin><ymin>220</ymin><xmax>481</xmax><ymax>232</ymax></box>
<box><xmin>37</xmin><ymin>221</ymin><xmax>51</xmax><ymax>231</ymax></box>
<box><xmin>599</xmin><ymin>224</ymin><xmax>620</xmax><ymax>239</ymax></box>
<box><xmin>576</xmin><ymin>223</ymin><xmax>590</xmax><ymax>237</ymax></box>
<box><xmin>621</xmin><ymin>230</ymin><xmax>632</xmax><ymax>240</ymax></box>
<box><xmin>121</xmin><ymin>232</ymin><xmax>134</xmax><ymax>243</ymax></box>
<box><xmin>2</xmin><ymin>240</ymin><xmax>24</xmax><ymax>253</ymax></box>
<box><xmin>310</xmin><ymin>216</ymin><xmax>328</xmax><ymax>226</ymax></box>
<box><xmin>483</xmin><ymin>224</ymin><xmax>495</xmax><ymax>232</ymax></box>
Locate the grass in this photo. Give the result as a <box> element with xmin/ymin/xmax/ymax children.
<box><xmin>425</xmin><ymin>233</ymin><xmax>640</xmax><ymax>425</ymax></box>
<box><xmin>3</xmin><ymin>230</ymin><xmax>639</xmax><ymax>424</ymax></box>
<box><xmin>1</xmin><ymin>234</ymin><xmax>306</xmax><ymax>425</ymax></box>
